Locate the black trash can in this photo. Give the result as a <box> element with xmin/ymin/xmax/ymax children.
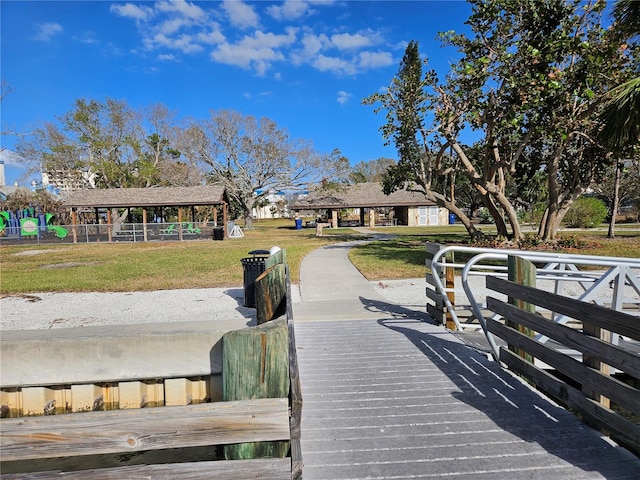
<box><xmin>212</xmin><ymin>226</ymin><xmax>224</xmax><ymax>240</ymax></box>
<box><xmin>241</xmin><ymin>250</ymin><xmax>270</xmax><ymax>307</ymax></box>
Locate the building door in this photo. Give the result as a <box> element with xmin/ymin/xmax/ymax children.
<box><xmin>418</xmin><ymin>206</ymin><xmax>428</xmax><ymax>226</ymax></box>
<box><xmin>428</xmin><ymin>206</ymin><xmax>439</xmax><ymax>225</ymax></box>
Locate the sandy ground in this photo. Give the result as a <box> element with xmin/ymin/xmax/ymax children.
<box><xmin>0</xmin><ymin>279</ymin><xmax>427</xmax><ymax>331</ymax></box>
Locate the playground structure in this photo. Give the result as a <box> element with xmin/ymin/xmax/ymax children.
<box><xmin>0</xmin><ymin>210</ymin><xmax>68</xmax><ymax>239</ymax></box>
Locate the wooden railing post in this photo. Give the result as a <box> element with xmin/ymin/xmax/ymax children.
<box><xmin>222</xmin><ymin>318</ymin><xmax>290</xmax><ymax>460</ymax></box>
<box><xmin>507</xmin><ymin>255</ymin><xmax>536</xmax><ymax>363</ymax></box>
<box><xmin>444</xmin><ymin>250</ymin><xmax>456</xmax><ymax>331</ymax></box>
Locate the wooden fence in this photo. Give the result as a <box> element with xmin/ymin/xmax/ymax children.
<box><xmin>485</xmin><ymin>255</ymin><xmax>640</xmax><ymax>454</ymax></box>
<box><xmin>0</xmin><ymin>249</ymin><xmax>302</xmax><ymax>479</ymax></box>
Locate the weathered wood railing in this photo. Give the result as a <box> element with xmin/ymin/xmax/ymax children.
<box><xmin>485</xmin><ymin>256</ymin><xmax>640</xmax><ymax>454</ymax></box>
<box><xmin>0</xmin><ymin>249</ymin><xmax>302</xmax><ymax>479</ymax></box>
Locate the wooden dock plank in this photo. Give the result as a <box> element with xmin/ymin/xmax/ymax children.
<box><xmin>294</xmin><ymin>319</ymin><xmax>640</xmax><ymax>479</ymax></box>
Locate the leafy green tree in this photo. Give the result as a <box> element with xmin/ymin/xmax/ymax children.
<box><xmin>598</xmin><ymin>0</ymin><xmax>640</xmax><ymax>151</ymax></box>
<box><xmin>364</xmin><ymin>41</ymin><xmax>484</xmax><ymax>240</ymax></box>
<box><xmin>366</xmin><ymin>0</ymin><xmax>636</xmax><ymax>242</ymax></box>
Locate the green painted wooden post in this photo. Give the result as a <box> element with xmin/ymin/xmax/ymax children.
<box><xmin>507</xmin><ymin>255</ymin><xmax>536</xmax><ymax>363</ymax></box>
<box><xmin>255</xmin><ymin>263</ymin><xmax>287</xmax><ymax>325</ymax></box>
<box><xmin>222</xmin><ymin>318</ymin><xmax>290</xmax><ymax>460</ymax></box>
<box><xmin>265</xmin><ymin>248</ymin><xmax>286</xmax><ymax>270</ymax></box>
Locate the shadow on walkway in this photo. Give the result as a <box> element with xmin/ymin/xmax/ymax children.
<box><xmin>378</xmin><ymin>319</ymin><xmax>640</xmax><ymax>478</ymax></box>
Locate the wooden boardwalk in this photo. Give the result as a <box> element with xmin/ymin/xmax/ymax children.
<box><xmin>295</xmin><ymin>318</ymin><xmax>640</xmax><ymax>479</ymax></box>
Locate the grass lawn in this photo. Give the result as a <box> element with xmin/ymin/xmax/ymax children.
<box><xmin>1</xmin><ymin>220</ymin><xmax>638</xmax><ymax>293</ymax></box>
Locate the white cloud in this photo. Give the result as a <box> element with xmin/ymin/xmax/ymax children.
<box><xmin>0</xmin><ymin>149</ymin><xmax>24</xmax><ymax>168</ymax></box>
<box><xmin>110</xmin><ymin>3</ymin><xmax>154</xmax><ymax>22</ymax></box>
<box><xmin>336</xmin><ymin>90</ymin><xmax>352</xmax><ymax>105</ymax></box>
<box><xmin>197</xmin><ymin>29</ymin><xmax>226</xmax><ymax>45</ymax></box>
<box><xmin>267</xmin><ymin>0</ymin><xmax>309</xmax><ymax>21</ymax></box>
<box><xmin>330</xmin><ymin>32</ymin><xmax>373</xmax><ymax>50</ymax></box>
<box><xmin>290</xmin><ymin>32</ymin><xmax>328</xmax><ymax>65</ymax></box>
<box><xmin>267</xmin><ymin>0</ymin><xmax>336</xmax><ymax>21</ymax></box>
<box><xmin>212</xmin><ymin>28</ymin><xmax>297</xmax><ymax>75</ymax></box>
<box><xmin>157</xmin><ymin>53</ymin><xmax>177</xmax><ymax>61</ymax></box>
<box><xmin>358</xmin><ymin>50</ymin><xmax>394</xmax><ymax>69</ymax></box>
<box><xmin>144</xmin><ymin>32</ymin><xmax>204</xmax><ymax>54</ymax></box>
<box><xmin>222</xmin><ymin>0</ymin><xmax>259</xmax><ymax>30</ymax></box>
<box><xmin>111</xmin><ymin>0</ymin><xmax>390</xmax><ymax>78</ymax></box>
<box><xmin>115</xmin><ymin>0</ymin><xmax>223</xmax><ymax>55</ymax></box>
<box><xmin>31</xmin><ymin>22</ymin><xmax>63</xmax><ymax>42</ymax></box>
<box><xmin>155</xmin><ymin>0</ymin><xmax>206</xmax><ymax>21</ymax></box>
<box><xmin>312</xmin><ymin>55</ymin><xmax>357</xmax><ymax>75</ymax></box>
<box><xmin>73</xmin><ymin>31</ymin><xmax>99</xmax><ymax>45</ymax></box>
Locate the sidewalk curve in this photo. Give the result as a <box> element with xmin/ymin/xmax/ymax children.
<box><xmin>293</xmin><ymin>233</ymin><xmax>429</xmax><ymax>323</ymax></box>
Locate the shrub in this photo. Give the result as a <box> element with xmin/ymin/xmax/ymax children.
<box><xmin>477</xmin><ymin>207</ymin><xmax>495</xmax><ymax>224</ymax></box>
<box><xmin>564</xmin><ymin>197</ymin><xmax>608</xmax><ymax>228</ymax></box>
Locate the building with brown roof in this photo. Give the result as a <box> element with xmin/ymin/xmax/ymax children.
<box><xmin>61</xmin><ymin>185</ymin><xmax>229</xmax><ymax>242</ymax></box>
<box><xmin>290</xmin><ymin>182</ymin><xmax>449</xmax><ymax>227</ymax></box>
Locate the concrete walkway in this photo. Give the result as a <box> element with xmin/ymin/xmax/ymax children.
<box><xmin>292</xmin><ymin>240</ymin><xmax>640</xmax><ymax>479</ymax></box>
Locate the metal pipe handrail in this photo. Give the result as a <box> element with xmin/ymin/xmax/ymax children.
<box><xmin>429</xmin><ymin>245</ymin><xmax>640</xmax><ymax>360</ymax></box>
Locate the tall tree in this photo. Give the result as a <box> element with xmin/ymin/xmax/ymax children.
<box><xmin>364</xmin><ymin>41</ymin><xmax>484</xmax><ymax>240</ymax></box>
<box><xmin>598</xmin><ymin>0</ymin><xmax>640</xmax><ymax>150</ymax></box>
<box><xmin>181</xmin><ymin>110</ymin><xmax>349</xmax><ymax>228</ymax></box>
<box><xmin>366</xmin><ymin>0</ymin><xmax>636</xmax><ymax>243</ymax></box>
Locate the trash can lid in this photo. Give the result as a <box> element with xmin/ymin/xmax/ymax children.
<box><xmin>248</xmin><ymin>249</ymin><xmax>270</xmax><ymax>256</ymax></box>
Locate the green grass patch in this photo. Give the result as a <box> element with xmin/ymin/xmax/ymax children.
<box><xmin>2</xmin><ymin>221</ymin><xmax>638</xmax><ymax>293</ymax></box>
<box><xmin>0</xmin><ymin>221</ymin><xmax>351</xmax><ymax>293</ymax></box>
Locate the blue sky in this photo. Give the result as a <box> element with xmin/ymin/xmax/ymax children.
<box><xmin>1</xmin><ymin>0</ymin><xmax>472</xmax><ymax>186</ymax></box>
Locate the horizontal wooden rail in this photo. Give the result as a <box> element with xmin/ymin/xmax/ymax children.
<box><xmin>1</xmin><ymin>398</ymin><xmax>290</xmax><ymax>462</ymax></box>
<box><xmin>485</xmin><ymin>273</ymin><xmax>640</xmax><ymax>453</ymax></box>
<box><xmin>2</xmin><ymin>458</ymin><xmax>291</xmax><ymax>479</ymax></box>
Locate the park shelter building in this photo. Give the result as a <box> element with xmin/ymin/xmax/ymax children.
<box><xmin>290</xmin><ymin>182</ymin><xmax>448</xmax><ymax>227</ymax></box>
<box><xmin>61</xmin><ymin>185</ymin><xmax>229</xmax><ymax>242</ymax></box>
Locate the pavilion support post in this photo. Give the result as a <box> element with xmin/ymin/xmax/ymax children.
<box><xmin>94</xmin><ymin>208</ymin><xmax>100</xmax><ymax>242</ymax></box>
<box><xmin>107</xmin><ymin>209</ymin><xmax>113</xmax><ymax>242</ymax></box>
<box><xmin>223</xmin><ymin>203</ymin><xmax>228</xmax><ymax>238</ymax></box>
<box><xmin>359</xmin><ymin>208</ymin><xmax>365</xmax><ymax>226</ymax></box>
<box><xmin>368</xmin><ymin>208</ymin><xmax>375</xmax><ymax>228</ymax></box>
<box><xmin>213</xmin><ymin>206</ymin><xmax>218</xmax><ymax>227</ymax></box>
<box><xmin>142</xmin><ymin>208</ymin><xmax>148</xmax><ymax>242</ymax></box>
<box><xmin>331</xmin><ymin>209</ymin><xmax>338</xmax><ymax>228</ymax></box>
<box><xmin>71</xmin><ymin>208</ymin><xmax>78</xmax><ymax>244</ymax></box>
<box><xmin>178</xmin><ymin>208</ymin><xmax>183</xmax><ymax>241</ymax></box>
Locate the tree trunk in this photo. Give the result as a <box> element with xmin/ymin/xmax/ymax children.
<box><xmin>243</xmin><ymin>197</ymin><xmax>256</xmax><ymax>229</ymax></box>
<box><xmin>427</xmin><ymin>190</ymin><xmax>483</xmax><ymax>241</ymax></box>
<box><xmin>607</xmin><ymin>160</ymin><xmax>621</xmax><ymax>239</ymax></box>
<box><xmin>483</xmin><ymin>196</ymin><xmax>509</xmax><ymax>239</ymax></box>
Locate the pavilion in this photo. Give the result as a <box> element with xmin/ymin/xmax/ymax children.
<box><xmin>289</xmin><ymin>182</ymin><xmax>448</xmax><ymax>227</ymax></box>
<box><xmin>61</xmin><ymin>185</ymin><xmax>229</xmax><ymax>242</ymax></box>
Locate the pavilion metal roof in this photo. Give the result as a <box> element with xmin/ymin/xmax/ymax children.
<box><xmin>61</xmin><ymin>185</ymin><xmax>228</xmax><ymax>209</ymax></box>
<box><xmin>290</xmin><ymin>182</ymin><xmax>436</xmax><ymax>210</ymax></box>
